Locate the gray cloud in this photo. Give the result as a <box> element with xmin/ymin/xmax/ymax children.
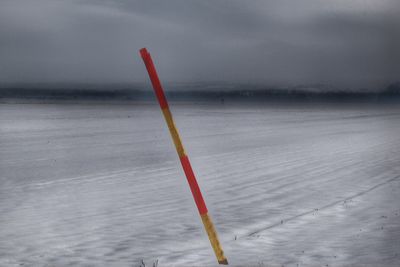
<box><xmin>0</xmin><ymin>0</ymin><xmax>399</xmax><ymax>89</ymax></box>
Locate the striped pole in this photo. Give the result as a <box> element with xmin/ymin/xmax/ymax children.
<box><xmin>139</xmin><ymin>48</ymin><xmax>228</xmax><ymax>265</ymax></box>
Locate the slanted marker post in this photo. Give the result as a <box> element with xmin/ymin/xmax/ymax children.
<box><xmin>139</xmin><ymin>48</ymin><xmax>228</xmax><ymax>265</ymax></box>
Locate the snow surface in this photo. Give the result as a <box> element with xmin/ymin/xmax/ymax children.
<box><xmin>0</xmin><ymin>102</ymin><xmax>399</xmax><ymax>266</ymax></box>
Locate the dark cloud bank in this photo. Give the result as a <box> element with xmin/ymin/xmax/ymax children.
<box><xmin>0</xmin><ymin>0</ymin><xmax>399</xmax><ymax>100</ymax></box>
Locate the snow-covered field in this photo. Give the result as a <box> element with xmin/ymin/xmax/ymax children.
<box><xmin>1</xmin><ymin>101</ymin><xmax>399</xmax><ymax>267</ymax></box>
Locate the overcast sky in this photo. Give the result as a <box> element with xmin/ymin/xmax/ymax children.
<box><xmin>0</xmin><ymin>0</ymin><xmax>399</xmax><ymax>88</ymax></box>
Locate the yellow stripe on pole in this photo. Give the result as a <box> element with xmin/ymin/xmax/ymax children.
<box><xmin>201</xmin><ymin>213</ymin><xmax>228</xmax><ymax>264</ymax></box>
<box><xmin>161</xmin><ymin>108</ymin><xmax>186</xmax><ymax>158</ymax></box>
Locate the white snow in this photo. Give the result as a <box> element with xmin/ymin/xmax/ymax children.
<box><xmin>0</xmin><ymin>102</ymin><xmax>399</xmax><ymax>266</ymax></box>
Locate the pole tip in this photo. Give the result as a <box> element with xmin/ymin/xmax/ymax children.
<box><xmin>218</xmin><ymin>258</ymin><xmax>228</xmax><ymax>265</ymax></box>
<box><xmin>139</xmin><ymin>48</ymin><xmax>149</xmax><ymax>59</ymax></box>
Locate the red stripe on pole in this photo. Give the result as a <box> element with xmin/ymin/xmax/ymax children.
<box><xmin>139</xmin><ymin>48</ymin><xmax>169</xmax><ymax>109</ymax></box>
<box><xmin>180</xmin><ymin>155</ymin><xmax>208</xmax><ymax>215</ymax></box>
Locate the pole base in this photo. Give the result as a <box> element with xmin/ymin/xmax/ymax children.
<box><xmin>218</xmin><ymin>258</ymin><xmax>229</xmax><ymax>265</ymax></box>
<box><xmin>201</xmin><ymin>213</ymin><xmax>228</xmax><ymax>264</ymax></box>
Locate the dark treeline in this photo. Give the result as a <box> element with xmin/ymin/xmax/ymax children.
<box><xmin>1</xmin><ymin>82</ymin><xmax>399</xmax><ymax>102</ymax></box>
